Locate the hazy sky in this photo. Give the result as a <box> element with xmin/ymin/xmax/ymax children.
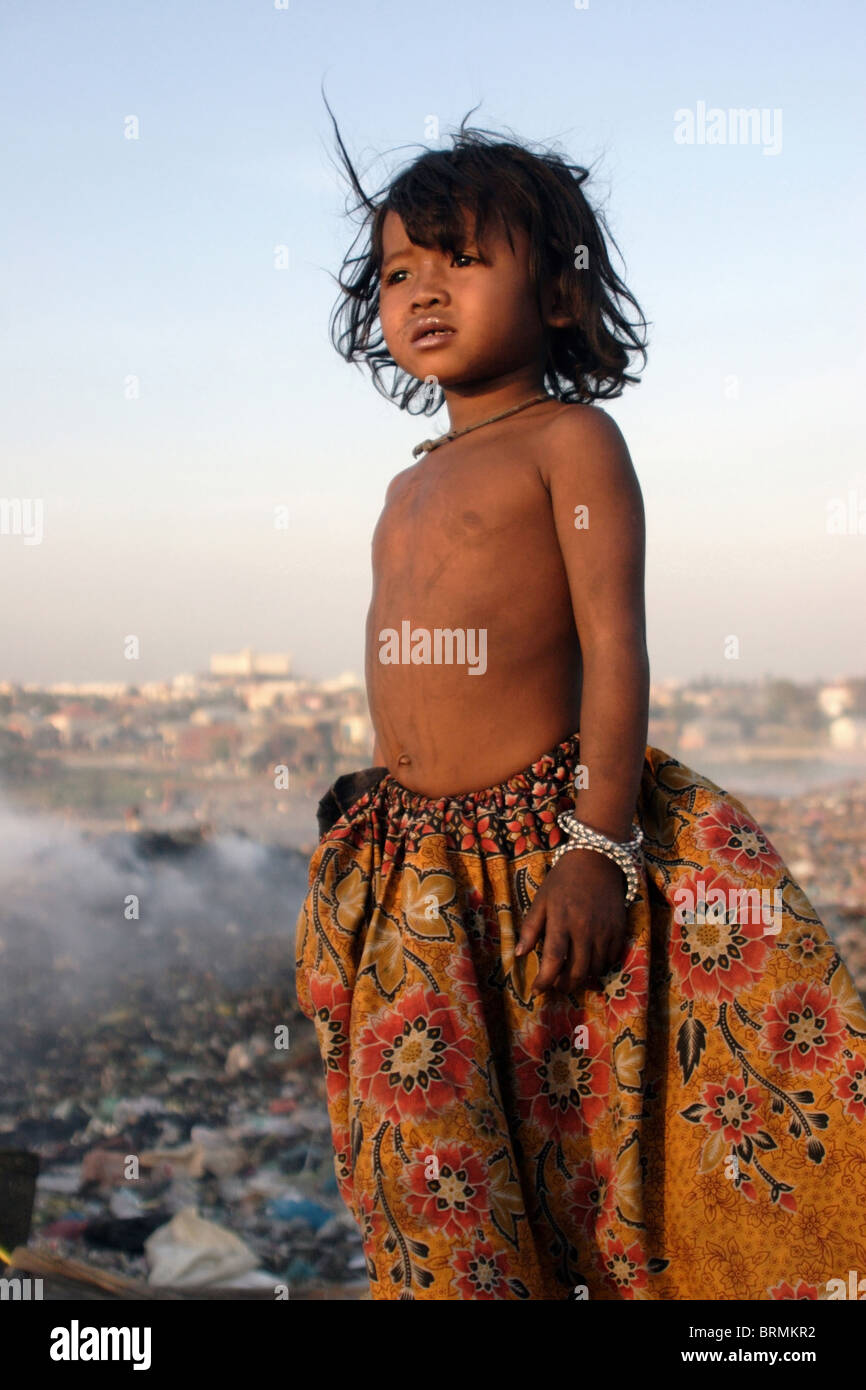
<box><xmin>1</xmin><ymin>0</ymin><xmax>864</xmax><ymax>687</ymax></box>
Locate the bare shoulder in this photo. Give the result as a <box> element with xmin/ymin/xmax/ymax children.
<box><xmin>538</xmin><ymin>402</ymin><xmax>636</xmax><ymax>492</ymax></box>
<box><xmin>382</xmin><ymin>458</ymin><xmax>421</xmax><ymax>506</ymax></box>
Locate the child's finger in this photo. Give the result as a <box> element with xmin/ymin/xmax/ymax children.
<box><xmin>588</xmin><ymin>936</ymin><xmax>610</xmax><ymax>983</ymax></box>
<box><xmin>552</xmin><ymin>940</ymin><xmax>572</xmax><ymax>992</ymax></box>
<box><xmin>531</xmin><ymin>926</ymin><xmax>571</xmax><ymax>995</ymax></box>
<box><xmin>603</xmin><ymin>917</ymin><xmax>630</xmax><ymax>976</ymax></box>
<box><xmin>514</xmin><ymin>894</ymin><xmax>547</xmax><ymax>957</ymax></box>
<box><xmin>564</xmin><ymin>933</ymin><xmax>593</xmax><ymax>992</ymax></box>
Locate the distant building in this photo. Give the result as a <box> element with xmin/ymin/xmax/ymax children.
<box><xmin>648</xmin><ymin>716</ymin><xmax>679</xmax><ymax>747</ymax></box>
<box><xmin>829</xmin><ymin>715</ymin><xmax>866</xmax><ymax>752</ymax></box>
<box><xmin>819</xmin><ymin>684</ymin><xmax>854</xmax><ymax>720</ymax></box>
<box><xmin>175</xmin><ymin>723</ymin><xmax>243</xmax><ymax>763</ymax></box>
<box><xmin>4</xmin><ymin>713</ymin><xmax>38</xmax><ymax>739</ymax></box>
<box><xmin>2</xmin><ymin>713</ymin><xmax>60</xmax><ymax>749</ymax></box>
<box><xmin>243</xmin><ymin>680</ymin><xmax>301</xmax><ymax>711</ymax></box>
<box><xmin>752</xmin><ymin>721</ymin><xmax>803</xmax><ymax>746</ymax></box>
<box><xmin>46</xmin><ymin>682</ymin><xmax>130</xmax><ymax>698</ymax></box>
<box><xmin>649</xmin><ymin>679</ymin><xmax>683</xmax><ymax>708</ymax></box>
<box><xmin>320</xmin><ymin>671</ymin><xmax>364</xmax><ymax>693</ymax></box>
<box><xmin>338</xmin><ymin>714</ymin><xmax>373</xmax><ymax>750</ymax></box>
<box><xmin>138</xmin><ymin>680</ymin><xmax>175</xmax><ymax>702</ymax></box>
<box><xmin>210</xmin><ymin>649</ymin><xmax>292</xmax><ymax>678</ymax></box>
<box><xmin>47</xmin><ymin>704</ymin><xmax>102</xmax><ymax>745</ymax></box>
<box><xmin>679</xmin><ymin>717</ymin><xmax>743</xmax><ymax>751</ymax></box>
<box><xmin>190</xmin><ymin>705</ymin><xmax>245</xmax><ymax>727</ymax></box>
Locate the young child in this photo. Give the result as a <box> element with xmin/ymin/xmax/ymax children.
<box><xmin>295</xmin><ymin>119</ymin><xmax>866</xmax><ymax>1301</ymax></box>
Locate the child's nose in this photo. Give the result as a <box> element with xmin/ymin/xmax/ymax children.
<box><xmin>412</xmin><ymin>268</ymin><xmax>449</xmax><ymax>309</ymax></box>
<box><xmin>412</xmin><ymin>288</ymin><xmax>443</xmax><ymax>309</ymax></box>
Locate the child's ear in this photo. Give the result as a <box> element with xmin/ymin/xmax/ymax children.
<box><xmin>540</xmin><ymin>275</ymin><xmax>577</xmax><ymax>330</ymax></box>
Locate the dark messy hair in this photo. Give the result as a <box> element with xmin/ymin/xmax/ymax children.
<box><xmin>326</xmin><ymin>101</ymin><xmax>649</xmax><ymax>415</ymax></box>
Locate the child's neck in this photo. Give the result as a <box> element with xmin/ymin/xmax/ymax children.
<box><xmin>442</xmin><ymin>366</ymin><xmax>548</xmax><ymax>435</ymax></box>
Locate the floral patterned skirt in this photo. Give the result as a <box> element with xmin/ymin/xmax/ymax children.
<box><xmin>293</xmin><ymin>734</ymin><xmax>866</xmax><ymax>1300</ymax></box>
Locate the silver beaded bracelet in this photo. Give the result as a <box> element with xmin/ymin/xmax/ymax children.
<box><xmin>552</xmin><ymin>810</ymin><xmax>645</xmax><ymax>905</ymax></box>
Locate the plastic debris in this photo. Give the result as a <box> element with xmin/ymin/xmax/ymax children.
<box><xmin>84</xmin><ymin>1212</ymin><xmax>170</xmax><ymax>1253</ymax></box>
<box><xmin>37</xmin><ymin>1167</ymin><xmax>81</xmax><ymax>1194</ymax></box>
<box><xmin>144</xmin><ymin>1207</ymin><xmax>262</xmax><ymax>1287</ymax></box>
<box><xmin>225</xmin><ymin>1035</ymin><xmax>271</xmax><ymax>1078</ymax></box>
<box><xmin>267</xmin><ymin>1197</ymin><xmax>332</xmax><ymax>1230</ymax></box>
<box><xmin>80</xmin><ymin>1149</ymin><xmax>130</xmax><ymax>1188</ymax></box>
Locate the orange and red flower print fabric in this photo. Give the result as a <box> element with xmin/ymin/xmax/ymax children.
<box><xmin>295</xmin><ymin>736</ymin><xmax>866</xmax><ymax>1300</ymax></box>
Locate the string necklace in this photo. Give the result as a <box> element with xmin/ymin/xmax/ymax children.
<box><xmin>412</xmin><ymin>391</ymin><xmax>551</xmax><ymax>458</ymax></box>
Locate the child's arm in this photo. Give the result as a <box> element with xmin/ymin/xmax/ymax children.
<box><xmin>548</xmin><ymin>406</ymin><xmax>649</xmax><ymax>839</ymax></box>
<box><xmin>516</xmin><ymin>406</ymin><xmax>650</xmax><ymax>992</ymax></box>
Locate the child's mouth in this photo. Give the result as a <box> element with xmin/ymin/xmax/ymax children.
<box><xmin>413</xmin><ymin>330</ymin><xmax>456</xmax><ymax>349</ymax></box>
<box><xmin>410</xmin><ymin>318</ymin><xmax>457</xmax><ymax>349</ymax></box>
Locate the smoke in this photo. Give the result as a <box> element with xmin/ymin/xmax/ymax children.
<box><xmin>0</xmin><ymin>797</ymin><xmax>310</xmax><ymax>1026</ymax></box>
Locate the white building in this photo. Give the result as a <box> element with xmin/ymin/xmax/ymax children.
<box><xmin>210</xmin><ymin>648</ymin><xmax>293</xmax><ymax>678</ymax></box>
<box><xmin>339</xmin><ymin>714</ymin><xmax>373</xmax><ymax>749</ymax></box>
<box><xmin>819</xmin><ymin>684</ymin><xmax>854</xmax><ymax>720</ymax></box>
<box><xmin>320</xmin><ymin>670</ymin><xmax>364</xmax><ymax>693</ymax></box>
<box><xmin>46</xmin><ymin>682</ymin><xmax>130</xmax><ymax>698</ymax></box>
<box><xmin>829</xmin><ymin>715</ymin><xmax>866</xmax><ymax>751</ymax></box>
<box><xmin>243</xmin><ymin>680</ymin><xmax>302</xmax><ymax>711</ymax></box>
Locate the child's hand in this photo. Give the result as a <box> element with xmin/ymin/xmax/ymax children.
<box><xmin>515</xmin><ymin>850</ymin><xmax>630</xmax><ymax>994</ymax></box>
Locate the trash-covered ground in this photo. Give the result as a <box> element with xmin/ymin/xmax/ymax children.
<box><xmin>0</xmin><ymin>945</ymin><xmax>364</xmax><ymax>1291</ymax></box>
<box><xmin>1</xmin><ymin>785</ymin><xmax>863</xmax><ymax>1296</ymax></box>
<box><xmin>0</xmin><ymin>814</ymin><xmax>366</xmax><ymax>1293</ymax></box>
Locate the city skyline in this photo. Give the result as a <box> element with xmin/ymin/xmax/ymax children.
<box><xmin>3</xmin><ymin>655</ymin><xmax>865</xmax><ymax>696</ymax></box>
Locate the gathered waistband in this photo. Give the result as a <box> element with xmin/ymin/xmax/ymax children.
<box><xmin>379</xmin><ymin>731</ymin><xmax>582</xmax><ymax>816</ymax></box>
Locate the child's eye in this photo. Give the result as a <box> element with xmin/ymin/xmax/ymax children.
<box><xmin>383</xmin><ymin>253</ymin><xmax>477</xmax><ymax>285</ymax></box>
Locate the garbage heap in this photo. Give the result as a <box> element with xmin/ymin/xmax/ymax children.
<box><xmin>0</xmin><ymin>934</ymin><xmax>366</xmax><ymax>1293</ymax></box>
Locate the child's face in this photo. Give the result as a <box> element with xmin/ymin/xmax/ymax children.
<box><xmin>378</xmin><ymin>205</ymin><xmax>551</xmax><ymax>392</ymax></box>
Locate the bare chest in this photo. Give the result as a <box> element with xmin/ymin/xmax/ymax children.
<box><xmin>372</xmin><ymin>450</ymin><xmax>554</xmax><ymax>597</ymax></box>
